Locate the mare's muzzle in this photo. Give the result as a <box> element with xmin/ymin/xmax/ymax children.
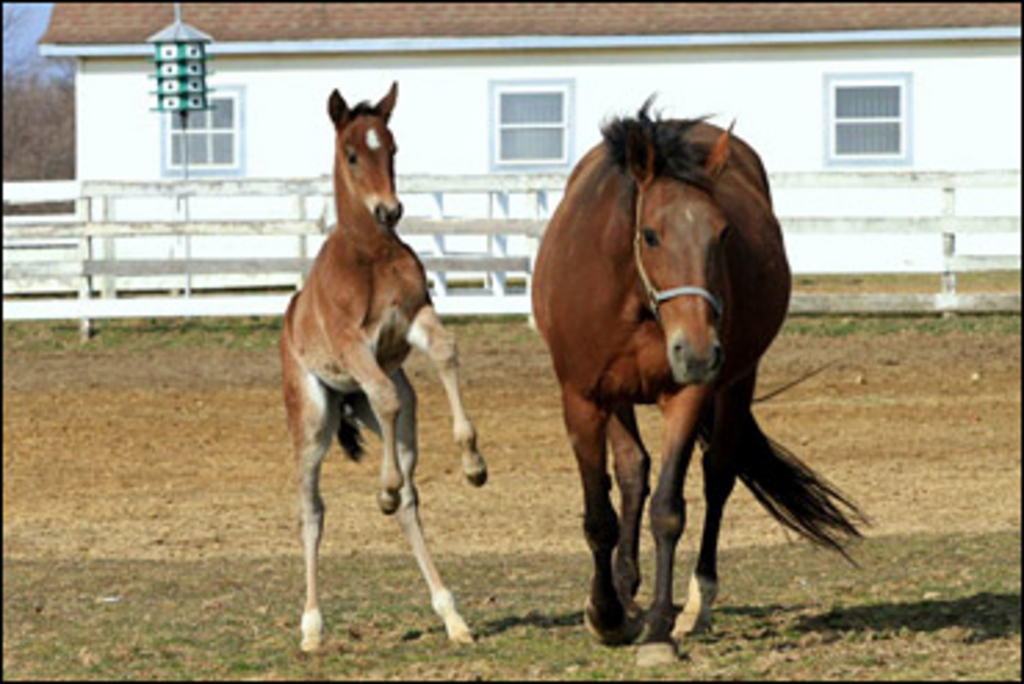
<box><xmin>667</xmin><ymin>332</ymin><xmax>724</xmax><ymax>386</ymax></box>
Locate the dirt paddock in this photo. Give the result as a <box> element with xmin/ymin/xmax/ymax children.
<box><xmin>2</xmin><ymin>316</ymin><xmax>1021</xmax><ymax>678</ymax></box>
<box><xmin>3</xmin><ymin>317</ymin><xmax>1020</xmax><ymax>562</ymax></box>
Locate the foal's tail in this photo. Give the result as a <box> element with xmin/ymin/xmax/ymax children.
<box><xmin>729</xmin><ymin>416</ymin><xmax>868</xmax><ymax>562</ymax></box>
<box><xmin>337</xmin><ymin>399</ymin><xmax>365</xmax><ymax>462</ymax></box>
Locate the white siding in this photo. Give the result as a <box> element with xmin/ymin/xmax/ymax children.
<box><xmin>77</xmin><ymin>39</ymin><xmax>1021</xmax><ymax>184</ymax></box>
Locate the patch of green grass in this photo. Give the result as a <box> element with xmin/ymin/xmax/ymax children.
<box><xmin>4</xmin><ymin>531</ymin><xmax>1020</xmax><ymax>680</ymax></box>
<box><xmin>782</xmin><ymin>314</ymin><xmax>1021</xmax><ymax>338</ymax></box>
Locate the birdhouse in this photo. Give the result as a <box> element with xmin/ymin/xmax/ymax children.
<box><xmin>148</xmin><ymin>14</ymin><xmax>213</xmax><ymax>113</ymax></box>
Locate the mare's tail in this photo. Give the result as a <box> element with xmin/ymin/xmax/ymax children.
<box><xmin>719</xmin><ymin>415</ymin><xmax>867</xmax><ymax>561</ymax></box>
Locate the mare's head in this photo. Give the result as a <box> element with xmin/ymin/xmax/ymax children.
<box><xmin>604</xmin><ymin>102</ymin><xmax>733</xmax><ymax>386</ymax></box>
<box><xmin>328</xmin><ymin>82</ymin><xmax>403</xmax><ymax>231</ymax></box>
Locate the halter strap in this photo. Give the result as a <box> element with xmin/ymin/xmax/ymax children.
<box><xmin>633</xmin><ymin>191</ymin><xmax>723</xmax><ymax>322</ymax></box>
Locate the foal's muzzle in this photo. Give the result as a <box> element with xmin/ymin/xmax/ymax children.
<box><xmin>374</xmin><ymin>202</ymin><xmax>403</xmax><ymax>230</ymax></box>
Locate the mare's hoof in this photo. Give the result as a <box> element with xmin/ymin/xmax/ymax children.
<box><xmin>584</xmin><ymin>599</ymin><xmax>643</xmax><ymax>646</ymax></box>
<box><xmin>636</xmin><ymin>641</ymin><xmax>679</xmax><ymax>668</ymax></box>
<box><xmin>377</xmin><ymin>490</ymin><xmax>401</xmax><ymax>515</ymax></box>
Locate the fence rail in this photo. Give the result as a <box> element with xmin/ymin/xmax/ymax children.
<box><xmin>4</xmin><ymin>171</ymin><xmax>1020</xmax><ymax>330</ymax></box>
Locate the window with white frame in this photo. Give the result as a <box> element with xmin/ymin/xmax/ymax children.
<box><xmin>827</xmin><ymin>75</ymin><xmax>911</xmax><ymax>165</ymax></box>
<box><xmin>168</xmin><ymin>92</ymin><xmax>241</xmax><ymax>173</ymax></box>
<box><xmin>493</xmin><ymin>83</ymin><xmax>571</xmax><ymax>168</ymax></box>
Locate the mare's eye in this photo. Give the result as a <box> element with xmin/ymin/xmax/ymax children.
<box><xmin>642</xmin><ymin>228</ymin><xmax>660</xmax><ymax>247</ymax></box>
<box><xmin>347</xmin><ymin>153</ymin><xmax>358</xmax><ymax>165</ymax></box>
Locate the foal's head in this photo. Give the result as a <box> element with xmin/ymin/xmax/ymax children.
<box><xmin>328</xmin><ymin>82</ymin><xmax>403</xmax><ymax>231</ymax></box>
<box><xmin>605</xmin><ymin>104</ymin><xmax>733</xmax><ymax>386</ymax></box>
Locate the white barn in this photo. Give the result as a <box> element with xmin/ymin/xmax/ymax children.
<box><xmin>23</xmin><ymin>3</ymin><xmax>1021</xmax><ymax>316</ymax></box>
<box><xmin>41</xmin><ymin>3</ymin><xmax>1021</xmax><ymax>181</ymax></box>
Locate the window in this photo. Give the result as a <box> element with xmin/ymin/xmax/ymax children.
<box><xmin>826</xmin><ymin>74</ymin><xmax>911</xmax><ymax>166</ymax></box>
<box><xmin>491</xmin><ymin>81</ymin><xmax>573</xmax><ymax>169</ymax></box>
<box><xmin>163</xmin><ymin>88</ymin><xmax>244</xmax><ymax>177</ymax></box>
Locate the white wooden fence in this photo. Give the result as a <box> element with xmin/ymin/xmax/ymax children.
<box><xmin>3</xmin><ymin>171</ymin><xmax>1020</xmax><ymax>330</ymax></box>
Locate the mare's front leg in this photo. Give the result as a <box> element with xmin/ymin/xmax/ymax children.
<box><xmin>608</xmin><ymin>406</ymin><xmax>650</xmax><ymax>618</ymax></box>
<box><xmin>407</xmin><ymin>306</ymin><xmax>487</xmax><ymax>487</ymax></box>
<box><xmin>562</xmin><ymin>390</ymin><xmax>642</xmax><ymax>646</ymax></box>
<box><xmin>674</xmin><ymin>373</ymin><xmax>754</xmax><ymax>639</ymax></box>
<box><xmin>638</xmin><ymin>385</ymin><xmax>710</xmax><ymax>666</ymax></box>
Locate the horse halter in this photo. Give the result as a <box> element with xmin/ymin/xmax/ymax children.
<box><xmin>632</xmin><ymin>191</ymin><xmax>724</xmax><ymax>323</ymax></box>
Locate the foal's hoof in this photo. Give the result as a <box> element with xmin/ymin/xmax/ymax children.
<box><xmin>584</xmin><ymin>599</ymin><xmax>643</xmax><ymax>646</ymax></box>
<box><xmin>463</xmin><ymin>454</ymin><xmax>488</xmax><ymax>488</ymax></box>
<box><xmin>636</xmin><ymin>641</ymin><xmax>679</xmax><ymax>668</ymax></box>
<box><xmin>300</xmin><ymin>609</ymin><xmax>324</xmax><ymax>653</ymax></box>
<box><xmin>464</xmin><ymin>463</ymin><xmax>488</xmax><ymax>488</ymax></box>
<box><xmin>377</xmin><ymin>489</ymin><xmax>401</xmax><ymax>515</ymax></box>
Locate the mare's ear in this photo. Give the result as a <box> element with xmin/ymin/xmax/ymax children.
<box><xmin>328</xmin><ymin>89</ymin><xmax>350</xmax><ymax>129</ymax></box>
<box><xmin>625</xmin><ymin>123</ymin><xmax>656</xmax><ymax>187</ymax></box>
<box><xmin>706</xmin><ymin>121</ymin><xmax>734</xmax><ymax>180</ymax></box>
<box><xmin>376</xmin><ymin>81</ymin><xmax>398</xmax><ymax>123</ymax></box>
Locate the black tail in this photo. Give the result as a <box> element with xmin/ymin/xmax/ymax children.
<box><xmin>737</xmin><ymin>417</ymin><xmax>867</xmax><ymax>562</ymax></box>
<box><xmin>337</xmin><ymin>414</ymin><xmax>365</xmax><ymax>462</ymax></box>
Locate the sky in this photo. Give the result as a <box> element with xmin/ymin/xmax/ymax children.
<box><xmin>3</xmin><ymin>2</ymin><xmax>54</xmax><ymax>75</ymax></box>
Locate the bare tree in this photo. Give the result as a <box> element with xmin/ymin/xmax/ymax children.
<box><xmin>3</xmin><ymin>3</ymin><xmax>76</xmax><ymax>182</ymax></box>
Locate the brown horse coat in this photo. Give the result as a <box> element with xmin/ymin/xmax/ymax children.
<box><xmin>533</xmin><ymin>106</ymin><xmax>862</xmax><ymax>661</ymax></box>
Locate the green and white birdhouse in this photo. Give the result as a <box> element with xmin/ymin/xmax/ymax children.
<box><xmin>148</xmin><ymin>8</ymin><xmax>213</xmax><ymax>113</ymax></box>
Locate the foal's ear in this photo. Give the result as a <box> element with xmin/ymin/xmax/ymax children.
<box><xmin>328</xmin><ymin>89</ymin><xmax>350</xmax><ymax>129</ymax></box>
<box><xmin>706</xmin><ymin>121</ymin><xmax>734</xmax><ymax>180</ymax></box>
<box><xmin>376</xmin><ymin>81</ymin><xmax>399</xmax><ymax>123</ymax></box>
<box><xmin>625</xmin><ymin>124</ymin><xmax>656</xmax><ymax>187</ymax></box>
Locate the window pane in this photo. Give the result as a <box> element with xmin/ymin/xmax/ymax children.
<box><xmin>836</xmin><ymin>86</ymin><xmax>900</xmax><ymax>119</ymax></box>
<box><xmin>211</xmin><ymin>99</ymin><xmax>233</xmax><ymax>129</ymax></box>
<box><xmin>836</xmin><ymin>122</ymin><xmax>901</xmax><ymax>155</ymax></box>
<box><xmin>501</xmin><ymin>128</ymin><xmax>563</xmax><ymax>161</ymax></box>
<box><xmin>183</xmin><ymin>132</ymin><xmax>209</xmax><ymax>164</ymax></box>
<box><xmin>212</xmin><ymin>133</ymin><xmax>234</xmax><ymax>164</ymax></box>
<box><xmin>171</xmin><ymin>133</ymin><xmax>182</xmax><ymax>164</ymax></box>
<box><xmin>184</xmin><ymin>109</ymin><xmax>209</xmax><ymax>129</ymax></box>
<box><xmin>500</xmin><ymin>92</ymin><xmax>563</xmax><ymax>125</ymax></box>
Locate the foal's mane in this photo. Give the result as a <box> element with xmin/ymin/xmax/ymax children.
<box><xmin>601</xmin><ymin>97</ymin><xmax>712</xmax><ymax>191</ymax></box>
<box><xmin>349</xmin><ymin>100</ymin><xmax>386</xmax><ymax>120</ymax></box>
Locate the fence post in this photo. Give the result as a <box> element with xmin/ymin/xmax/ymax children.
<box><xmin>941</xmin><ymin>185</ymin><xmax>957</xmax><ymax>317</ymax></box>
<box><xmin>96</xmin><ymin>195</ymin><xmax>117</xmax><ymax>301</ymax></box>
<box><xmin>76</xmin><ymin>196</ymin><xmax>93</xmax><ymax>342</ymax></box>
<box><xmin>295</xmin><ymin>193</ymin><xmax>308</xmax><ymax>290</ymax></box>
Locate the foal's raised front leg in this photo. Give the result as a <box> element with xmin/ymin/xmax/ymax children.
<box><xmin>407</xmin><ymin>306</ymin><xmax>488</xmax><ymax>487</ymax></box>
<box><xmin>340</xmin><ymin>340</ymin><xmax>404</xmax><ymax>514</ymax></box>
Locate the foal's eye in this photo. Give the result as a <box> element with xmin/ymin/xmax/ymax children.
<box><xmin>642</xmin><ymin>228</ymin><xmax>660</xmax><ymax>247</ymax></box>
<box><xmin>347</xmin><ymin>153</ymin><xmax>358</xmax><ymax>165</ymax></box>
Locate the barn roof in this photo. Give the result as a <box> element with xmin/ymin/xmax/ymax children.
<box><xmin>41</xmin><ymin>3</ymin><xmax>1022</xmax><ymax>46</ymax></box>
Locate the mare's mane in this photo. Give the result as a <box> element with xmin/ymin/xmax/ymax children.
<box><xmin>601</xmin><ymin>97</ymin><xmax>713</xmax><ymax>192</ymax></box>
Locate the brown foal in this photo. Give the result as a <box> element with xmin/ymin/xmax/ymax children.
<box><xmin>279</xmin><ymin>82</ymin><xmax>487</xmax><ymax>651</ymax></box>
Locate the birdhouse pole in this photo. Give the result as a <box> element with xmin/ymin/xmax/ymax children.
<box><xmin>148</xmin><ymin>4</ymin><xmax>213</xmax><ymax>297</ymax></box>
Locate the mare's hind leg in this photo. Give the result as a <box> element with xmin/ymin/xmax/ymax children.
<box><xmin>282</xmin><ymin>356</ymin><xmax>340</xmax><ymax>652</ymax></box>
<box><xmin>562</xmin><ymin>389</ymin><xmax>642</xmax><ymax>646</ymax></box>
<box><xmin>608</xmin><ymin>406</ymin><xmax>650</xmax><ymax>617</ymax></box>
<box><xmin>674</xmin><ymin>373</ymin><xmax>754</xmax><ymax>639</ymax></box>
<box><xmin>348</xmin><ymin>371</ymin><xmax>474</xmax><ymax>644</ymax></box>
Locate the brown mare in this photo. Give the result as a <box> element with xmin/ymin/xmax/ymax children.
<box><xmin>532</xmin><ymin>101</ymin><xmax>864</xmax><ymax>665</ymax></box>
<box><xmin>279</xmin><ymin>83</ymin><xmax>488</xmax><ymax>652</ymax></box>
